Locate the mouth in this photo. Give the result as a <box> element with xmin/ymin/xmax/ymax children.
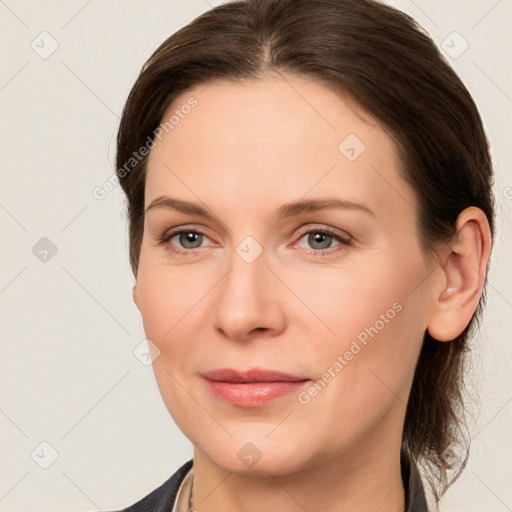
<box><xmin>202</xmin><ymin>368</ymin><xmax>311</xmax><ymax>408</ymax></box>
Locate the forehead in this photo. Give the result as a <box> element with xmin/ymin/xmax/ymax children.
<box><xmin>150</xmin><ymin>75</ymin><xmax>380</xmax><ymax>161</ymax></box>
<box><xmin>145</xmin><ymin>75</ymin><xmax>417</xmax><ymax>223</ymax></box>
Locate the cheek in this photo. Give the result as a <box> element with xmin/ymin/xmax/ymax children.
<box><xmin>135</xmin><ymin>262</ymin><xmax>210</xmax><ymax>356</ymax></box>
<box><xmin>135</xmin><ymin>262</ymin><xmax>211</xmax><ymax>425</ymax></box>
<box><xmin>289</xmin><ymin>274</ymin><xmax>425</xmax><ymax>453</ymax></box>
<box><xmin>286</xmin><ymin>257</ymin><xmax>418</xmax><ymax>342</ymax></box>
<box><xmin>288</xmin><ymin>254</ymin><xmax>427</xmax><ymax>395</ymax></box>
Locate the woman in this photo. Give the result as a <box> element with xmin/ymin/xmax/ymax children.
<box><xmin>113</xmin><ymin>0</ymin><xmax>494</xmax><ymax>510</ymax></box>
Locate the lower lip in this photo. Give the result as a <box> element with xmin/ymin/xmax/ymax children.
<box><xmin>205</xmin><ymin>379</ymin><xmax>310</xmax><ymax>408</ymax></box>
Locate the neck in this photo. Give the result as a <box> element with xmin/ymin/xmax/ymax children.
<box><xmin>190</xmin><ymin>440</ymin><xmax>406</xmax><ymax>512</ymax></box>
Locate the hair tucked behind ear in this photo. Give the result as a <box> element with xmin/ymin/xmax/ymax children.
<box><xmin>116</xmin><ymin>0</ymin><xmax>495</xmax><ymax>500</ymax></box>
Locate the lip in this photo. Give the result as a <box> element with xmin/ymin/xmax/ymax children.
<box><xmin>202</xmin><ymin>368</ymin><xmax>311</xmax><ymax>407</ymax></box>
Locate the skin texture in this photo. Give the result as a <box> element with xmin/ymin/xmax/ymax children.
<box><xmin>132</xmin><ymin>74</ymin><xmax>491</xmax><ymax>512</ymax></box>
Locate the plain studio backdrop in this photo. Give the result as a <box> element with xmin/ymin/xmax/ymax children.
<box><xmin>0</xmin><ymin>1</ymin><xmax>511</xmax><ymax>511</ymax></box>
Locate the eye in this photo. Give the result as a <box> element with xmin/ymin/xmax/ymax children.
<box><xmin>158</xmin><ymin>228</ymin><xmax>214</xmax><ymax>253</ymax></box>
<box><xmin>295</xmin><ymin>227</ymin><xmax>352</xmax><ymax>253</ymax></box>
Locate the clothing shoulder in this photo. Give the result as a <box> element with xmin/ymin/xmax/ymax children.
<box><xmin>401</xmin><ymin>448</ymin><xmax>430</xmax><ymax>512</ymax></box>
<box><xmin>109</xmin><ymin>459</ymin><xmax>193</xmax><ymax>512</ymax></box>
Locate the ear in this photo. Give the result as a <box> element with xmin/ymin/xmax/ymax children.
<box><xmin>132</xmin><ymin>284</ymin><xmax>140</xmax><ymax>311</ymax></box>
<box><xmin>427</xmin><ymin>206</ymin><xmax>492</xmax><ymax>342</ymax></box>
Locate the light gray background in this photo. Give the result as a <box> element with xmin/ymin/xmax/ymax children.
<box><xmin>0</xmin><ymin>1</ymin><xmax>511</xmax><ymax>511</ymax></box>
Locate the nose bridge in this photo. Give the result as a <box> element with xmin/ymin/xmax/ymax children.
<box><xmin>213</xmin><ymin>242</ymin><xmax>285</xmax><ymax>340</ymax></box>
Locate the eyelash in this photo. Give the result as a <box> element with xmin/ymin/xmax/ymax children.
<box><xmin>157</xmin><ymin>226</ymin><xmax>352</xmax><ymax>256</ymax></box>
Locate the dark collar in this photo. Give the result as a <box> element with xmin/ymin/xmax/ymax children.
<box><xmin>401</xmin><ymin>447</ymin><xmax>430</xmax><ymax>512</ymax></box>
<box><xmin>117</xmin><ymin>451</ymin><xmax>429</xmax><ymax>511</ymax></box>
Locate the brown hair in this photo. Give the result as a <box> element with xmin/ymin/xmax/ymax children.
<box><xmin>116</xmin><ymin>0</ymin><xmax>495</xmax><ymax>501</ymax></box>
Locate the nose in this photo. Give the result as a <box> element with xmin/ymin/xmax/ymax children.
<box><xmin>212</xmin><ymin>247</ymin><xmax>287</xmax><ymax>341</ymax></box>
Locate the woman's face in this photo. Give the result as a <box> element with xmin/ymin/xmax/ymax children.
<box><xmin>133</xmin><ymin>74</ymin><xmax>439</xmax><ymax>475</ymax></box>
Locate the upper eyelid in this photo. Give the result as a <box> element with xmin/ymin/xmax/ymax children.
<box><xmin>163</xmin><ymin>223</ymin><xmax>349</xmax><ymax>238</ymax></box>
<box><xmin>294</xmin><ymin>224</ymin><xmax>350</xmax><ymax>237</ymax></box>
<box><xmin>163</xmin><ymin>224</ymin><xmax>214</xmax><ymax>238</ymax></box>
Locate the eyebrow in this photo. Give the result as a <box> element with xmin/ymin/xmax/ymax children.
<box><xmin>144</xmin><ymin>196</ymin><xmax>374</xmax><ymax>219</ymax></box>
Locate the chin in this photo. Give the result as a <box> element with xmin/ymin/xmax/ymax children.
<box><xmin>192</xmin><ymin>424</ymin><xmax>321</xmax><ymax>477</ymax></box>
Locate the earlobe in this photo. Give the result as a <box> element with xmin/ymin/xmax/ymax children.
<box><xmin>427</xmin><ymin>207</ymin><xmax>492</xmax><ymax>342</ymax></box>
<box><xmin>132</xmin><ymin>285</ymin><xmax>139</xmax><ymax>309</ymax></box>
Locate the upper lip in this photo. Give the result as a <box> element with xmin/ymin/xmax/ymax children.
<box><xmin>202</xmin><ymin>368</ymin><xmax>309</xmax><ymax>383</ymax></box>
